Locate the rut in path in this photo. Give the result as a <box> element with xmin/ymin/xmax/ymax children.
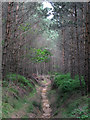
<box><xmin>40</xmin><ymin>76</ymin><xmax>52</xmax><ymax>118</ymax></box>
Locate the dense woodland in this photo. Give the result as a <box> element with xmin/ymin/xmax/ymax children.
<box><xmin>1</xmin><ymin>2</ymin><xmax>90</xmax><ymax>119</ymax></box>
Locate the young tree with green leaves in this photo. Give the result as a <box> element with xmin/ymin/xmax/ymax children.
<box><xmin>26</xmin><ymin>48</ymin><xmax>52</xmax><ymax>75</ymax></box>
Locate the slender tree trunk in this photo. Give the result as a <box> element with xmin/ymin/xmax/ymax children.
<box><xmin>84</xmin><ymin>3</ymin><xmax>90</xmax><ymax>94</ymax></box>
<box><xmin>36</xmin><ymin>64</ymin><xmax>39</xmax><ymax>76</ymax></box>
<box><xmin>44</xmin><ymin>62</ymin><xmax>46</xmax><ymax>75</ymax></box>
<box><xmin>70</xmin><ymin>26</ymin><xmax>75</xmax><ymax>79</ymax></box>
<box><xmin>2</xmin><ymin>2</ymin><xmax>13</xmax><ymax>78</ymax></box>
<box><xmin>75</xmin><ymin>4</ymin><xmax>84</xmax><ymax>96</ymax></box>
<box><xmin>62</xmin><ymin>28</ymin><xmax>65</xmax><ymax>73</ymax></box>
<box><xmin>81</xmin><ymin>4</ymin><xmax>85</xmax><ymax>75</ymax></box>
<box><xmin>69</xmin><ymin>9</ymin><xmax>76</xmax><ymax>79</ymax></box>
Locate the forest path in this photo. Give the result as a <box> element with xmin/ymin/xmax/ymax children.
<box><xmin>40</xmin><ymin>75</ymin><xmax>52</xmax><ymax>118</ymax></box>
<box><xmin>11</xmin><ymin>75</ymin><xmax>52</xmax><ymax>118</ymax></box>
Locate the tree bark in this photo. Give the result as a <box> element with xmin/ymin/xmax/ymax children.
<box><xmin>2</xmin><ymin>2</ymin><xmax>13</xmax><ymax>78</ymax></box>
<box><xmin>62</xmin><ymin>28</ymin><xmax>66</xmax><ymax>73</ymax></box>
<box><xmin>75</xmin><ymin>4</ymin><xmax>84</xmax><ymax>96</ymax></box>
<box><xmin>84</xmin><ymin>3</ymin><xmax>90</xmax><ymax>94</ymax></box>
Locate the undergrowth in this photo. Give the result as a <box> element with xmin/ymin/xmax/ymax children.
<box><xmin>3</xmin><ymin>73</ymin><xmax>34</xmax><ymax>89</ymax></box>
<box><xmin>49</xmin><ymin>73</ymin><xmax>88</xmax><ymax>119</ymax></box>
<box><xmin>62</xmin><ymin>96</ymin><xmax>88</xmax><ymax>119</ymax></box>
<box><xmin>2</xmin><ymin>73</ymin><xmax>36</xmax><ymax>118</ymax></box>
<box><xmin>54</xmin><ymin>73</ymin><xmax>85</xmax><ymax>93</ymax></box>
<box><xmin>2</xmin><ymin>87</ymin><xmax>36</xmax><ymax>118</ymax></box>
<box><xmin>32</xmin><ymin>101</ymin><xmax>42</xmax><ymax>110</ymax></box>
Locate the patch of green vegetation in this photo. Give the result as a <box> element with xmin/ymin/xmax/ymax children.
<box><xmin>54</xmin><ymin>73</ymin><xmax>85</xmax><ymax>93</ymax></box>
<box><xmin>11</xmin><ymin>98</ymin><xmax>26</xmax><ymax>109</ymax></box>
<box><xmin>2</xmin><ymin>81</ymin><xmax>9</xmax><ymax>87</ymax></box>
<box><xmin>18</xmin><ymin>23</ymin><xmax>31</xmax><ymax>32</ymax></box>
<box><xmin>61</xmin><ymin>96</ymin><xmax>88</xmax><ymax>119</ymax></box>
<box><xmin>32</xmin><ymin>101</ymin><xmax>41</xmax><ymax>110</ymax></box>
<box><xmin>56</xmin><ymin>93</ymin><xmax>69</xmax><ymax>108</ymax></box>
<box><xmin>9</xmin><ymin>88</ymin><xmax>19</xmax><ymax>95</ymax></box>
<box><xmin>1</xmin><ymin>40</ymin><xmax>5</xmax><ymax>46</ymax></box>
<box><xmin>4</xmin><ymin>73</ymin><xmax>34</xmax><ymax>89</ymax></box>
<box><xmin>2</xmin><ymin>102</ymin><xmax>14</xmax><ymax>118</ymax></box>
<box><xmin>27</xmin><ymin>48</ymin><xmax>52</xmax><ymax>63</ymax></box>
<box><xmin>2</xmin><ymin>88</ymin><xmax>36</xmax><ymax>118</ymax></box>
<box><xmin>29</xmin><ymin>88</ymin><xmax>36</xmax><ymax>97</ymax></box>
<box><xmin>3</xmin><ymin>96</ymin><xmax>9</xmax><ymax>103</ymax></box>
<box><xmin>49</xmin><ymin>73</ymin><xmax>88</xmax><ymax>119</ymax></box>
<box><xmin>26</xmin><ymin>102</ymin><xmax>34</xmax><ymax>113</ymax></box>
<box><xmin>2</xmin><ymin>73</ymin><xmax>36</xmax><ymax>118</ymax></box>
<box><xmin>0</xmin><ymin>112</ymin><xmax>1</xmax><ymax>119</ymax></box>
<box><xmin>2</xmin><ymin>96</ymin><xmax>23</xmax><ymax>118</ymax></box>
<box><xmin>71</xmin><ymin>106</ymin><xmax>88</xmax><ymax>119</ymax></box>
<box><xmin>53</xmin><ymin>110</ymin><xmax>59</xmax><ymax>116</ymax></box>
<box><xmin>48</xmin><ymin>71</ymin><xmax>60</xmax><ymax>76</ymax></box>
<box><xmin>48</xmin><ymin>90</ymin><xmax>56</xmax><ymax>95</ymax></box>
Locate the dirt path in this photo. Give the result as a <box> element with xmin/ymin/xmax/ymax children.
<box><xmin>40</xmin><ymin>76</ymin><xmax>52</xmax><ymax>118</ymax></box>
<box><xmin>11</xmin><ymin>75</ymin><xmax>52</xmax><ymax>118</ymax></box>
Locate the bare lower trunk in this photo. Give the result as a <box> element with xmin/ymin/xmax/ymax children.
<box><xmin>36</xmin><ymin>64</ymin><xmax>39</xmax><ymax>76</ymax></box>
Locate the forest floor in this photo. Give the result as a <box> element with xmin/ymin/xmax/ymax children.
<box><xmin>2</xmin><ymin>75</ymin><xmax>88</xmax><ymax>119</ymax></box>
<box><xmin>10</xmin><ymin>75</ymin><xmax>52</xmax><ymax>118</ymax></box>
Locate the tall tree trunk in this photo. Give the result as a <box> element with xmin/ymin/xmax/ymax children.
<box><xmin>81</xmin><ymin>4</ymin><xmax>85</xmax><ymax>76</ymax></box>
<box><xmin>75</xmin><ymin>4</ymin><xmax>84</xmax><ymax>96</ymax></box>
<box><xmin>62</xmin><ymin>28</ymin><xmax>65</xmax><ymax>73</ymax></box>
<box><xmin>70</xmin><ymin>26</ymin><xmax>75</xmax><ymax>79</ymax></box>
<box><xmin>2</xmin><ymin>2</ymin><xmax>13</xmax><ymax>78</ymax></box>
<box><xmin>70</xmin><ymin>9</ymin><xmax>76</xmax><ymax>79</ymax></box>
<box><xmin>84</xmin><ymin>3</ymin><xmax>90</xmax><ymax>94</ymax></box>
